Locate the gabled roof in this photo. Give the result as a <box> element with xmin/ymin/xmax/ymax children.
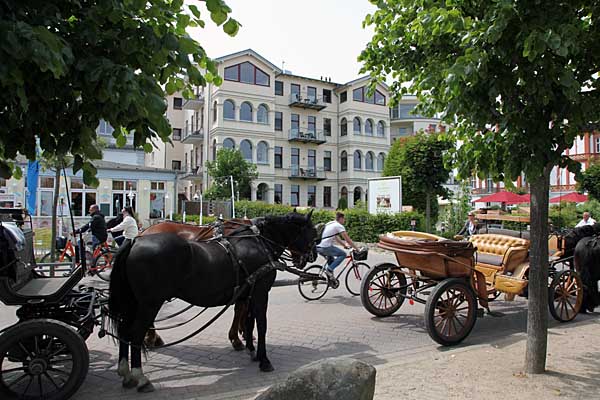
<box><xmin>215</xmin><ymin>49</ymin><xmax>282</xmax><ymax>73</ymax></box>
<box><xmin>336</xmin><ymin>75</ymin><xmax>390</xmax><ymax>92</ymax></box>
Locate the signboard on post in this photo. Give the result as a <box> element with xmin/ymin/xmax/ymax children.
<box><xmin>368</xmin><ymin>176</ymin><xmax>402</xmax><ymax>215</ymax></box>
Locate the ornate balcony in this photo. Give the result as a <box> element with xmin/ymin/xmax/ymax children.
<box><xmin>288</xmin><ymin>166</ymin><xmax>326</xmax><ymax>181</ymax></box>
<box><xmin>288</xmin><ymin>129</ymin><xmax>326</xmax><ymax>144</ymax></box>
<box><xmin>182</xmin><ymin>93</ymin><xmax>204</xmax><ymax>110</ymax></box>
<box><xmin>288</xmin><ymin>93</ymin><xmax>327</xmax><ymax>111</ymax></box>
<box><xmin>179</xmin><ymin>166</ymin><xmax>203</xmax><ymax>181</ymax></box>
<box><xmin>181</xmin><ymin>128</ymin><xmax>204</xmax><ymax>144</ymax></box>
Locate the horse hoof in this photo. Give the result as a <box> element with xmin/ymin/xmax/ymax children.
<box><xmin>248</xmin><ymin>350</ymin><xmax>257</xmax><ymax>361</ymax></box>
<box><xmin>122</xmin><ymin>377</ymin><xmax>138</xmax><ymax>389</ymax></box>
<box><xmin>260</xmin><ymin>362</ymin><xmax>274</xmax><ymax>372</ymax></box>
<box><xmin>231</xmin><ymin>340</ymin><xmax>245</xmax><ymax>351</ymax></box>
<box><xmin>137</xmin><ymin>381</ymin><xmax>155</xmax><ymax>393</ymax></box>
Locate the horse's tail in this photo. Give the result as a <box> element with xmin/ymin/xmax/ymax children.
<box><xmin>108</xmin><ymin>239</ymin><xmax>136</xmax><ymax>340</ymax></box>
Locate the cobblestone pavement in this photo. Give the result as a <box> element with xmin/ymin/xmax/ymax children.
<box><xmin>0</xmin><ymin>251</ymin><xmax>562</xmax><ymax>400</ymax></box>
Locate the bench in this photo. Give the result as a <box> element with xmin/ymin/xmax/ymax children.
<box><xmin>469</xmin><ymin>234</ymin><xmax>530</xmax><ymax>284</ymax></box>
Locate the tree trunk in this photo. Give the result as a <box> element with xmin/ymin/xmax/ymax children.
<box><xmin>425</xmin><ymin>192</ymin><xmax>431</xmax><ymax>232</ymax></box>
<box><xmin>525</xmin><ymin>165</ymin><xmax>552</xmax><ymax>374</ymax></box>
<box><xmin>50</xmin><ymin>167</ymin><xmax>61</xmax><ymax>262</ymax></box>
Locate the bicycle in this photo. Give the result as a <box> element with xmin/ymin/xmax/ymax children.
<box><xmin>298</xmin><ymin>247</ymin><xmax>370</xmax><ymax>300</ymax></box>
<box><xmin>39</xmin><ymin>234</ymin><xmax>114</xmax><ymax>281</ymax></box>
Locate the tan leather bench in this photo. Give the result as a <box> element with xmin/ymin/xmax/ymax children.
<box><xmin>469</xmin><ymin>234</ymin><xmax>530</xmax><ymax>284</ymax></box>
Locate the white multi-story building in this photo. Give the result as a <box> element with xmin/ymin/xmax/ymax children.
<box><xmin>166</xmin><ymin>49</ymin><xmax>391</xmax><ymax>209</ymax></box>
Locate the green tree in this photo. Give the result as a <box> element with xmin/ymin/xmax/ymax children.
<box><xmin>383</xmin><ymin>133</ymin><xmax>452</xmax><ymax>232</ymax></box>
<box><xmin>577</xmin><ymin>163</ymin><xmax>600</xmax><ymax>200</ymax></box>
<box><xmin>0</xmin><ymin>0</ymin><xmax>239</xmax><ymax>185</ymax></box>
<box><xmin>205</xmin><ymin>149</ymin><xmax>257</xmax><ymax>200</ymax></box>
<box><xmin>360</xmin><ymin>1</ymin><xmax>600</xmax><ymax>373</ymax></box>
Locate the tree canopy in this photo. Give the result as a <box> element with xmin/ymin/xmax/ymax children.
<box><xmin>0</xmin><ymin>0</ymin><xmax>239</xmax><ymax>186</ymax></box>
<box><xmin>360</xmin><ymin>0</ymin><xmax>600</xmax><ymax>373</ymax></box>
<box><xmin>383</xmin><ymin>133</ymin><xmax>452</xmax><ymax>231</ymax></box>
<box><xmin>578</xmin><ymin>163</ymin><xmax>600</xmax><ymax>201</ymax></box>
<box><xmin>205</xmin><ymin>148</ymin><xmax>257</xmax><ymax>200</ymax></box>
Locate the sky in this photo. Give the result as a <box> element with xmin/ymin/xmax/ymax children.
<box><xmin>188</xmin><ymin>0</ymin><xmax>377</xmax><ymax>84</ymax></box>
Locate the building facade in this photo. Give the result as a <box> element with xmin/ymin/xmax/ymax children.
<box><xmin>170</xmin><ymin>49</ymin><xmax>391</xmax><ymax>209</ymax></box>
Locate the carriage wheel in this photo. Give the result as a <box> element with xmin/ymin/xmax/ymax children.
<box><xmin>425</xmin><ymin>278</ymin><xmax>477</xmax><ymax>346</ymax></box>
<box><xmin>360</xmin><ymin>263</ymin><xmax>407</xmax><ymax>317</ymax></box>
<box><xmin>0</xmin><ymin>319</ymin><xmax>89</xmax><ymax>400</ymax></box>
<box><xmin>298</xmin><ymin>265</ymin><xmax>330</xmax><ymax>301</ymax></box>
<box><xmin>548</xmin><ymin>270</ymin><xmax>583</xmax><ymax>322</ymax></box>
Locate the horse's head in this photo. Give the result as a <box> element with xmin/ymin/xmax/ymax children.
<box><xmin>258</xmin><ymin>210</ymin><xmax>317</xmax><ymax>268</ymax></box>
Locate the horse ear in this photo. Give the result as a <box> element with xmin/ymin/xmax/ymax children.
<box><xmin>307</xmin><ymin>209</ymin><xmax>314</xmax><ymax>221</ymax></box>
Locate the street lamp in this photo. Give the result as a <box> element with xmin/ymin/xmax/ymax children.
<box><xmin>165</xmin><ymin>193</ymin><xmax>172</xmax><ymax>220</ymax></box>
<box><xmin>127</xmin><ymin>189</ymin><xmax>135</xmax><ymax>207</ymax></box>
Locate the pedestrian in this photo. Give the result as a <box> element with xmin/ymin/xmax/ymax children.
<box><xmin>107</xmin><ymin>206</ymin><xmax>139</xmax><ymax>247</ymax></box>
<box><xmin>457</xmin><ymin>211</ymin><xmax>478</xmax><ymax>237</ymax></box>
<box><xmin>575</xmin><ymin>211</ymin><xmax>596</xmax><ymax>227</ymax></box>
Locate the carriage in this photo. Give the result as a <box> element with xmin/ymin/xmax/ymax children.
<box><xmin>0</xmin><ymin>208</ymin><xmax>107</xmax><ymax>400</ymax></box>
<box><xmin>360</xmin><ymin>221</ymin><xmax>583</xmax><ymax>346</ymax></box>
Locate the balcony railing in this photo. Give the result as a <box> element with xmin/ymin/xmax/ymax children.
<box><xmin>288</xmin><ymin>129</ymin><xmax>326</xmax><ymax>144</ymax></box>
<box><xmin>181</xmin><ymin>128</ymin><xmax>204</xmax><ymax>144</ymax></box>
<box><xmin>179</xmin><ymin>166</ymin><xmax>202</xmax><ymax>180</ymax></box>
<box><xmin>182</xmin><ymin>93</ymin><xmax>205</xmax><ymax>110</ymax></box>
<box><xmin>288</xmin><ymin>166</ymin><xmax>326</xmax><ymax>180</ymax></box>
<box><xmin>288</xmin><ymin>93</ymin><xmax>327</xmax><ymax>111</ymax></box>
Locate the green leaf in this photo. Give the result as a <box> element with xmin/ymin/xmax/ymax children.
<box><xmin>188</xmin><ymin>4</ymin><xmax>201</xmax><ymax>18</ymax></box>
<box><xmin>116</xmin><ymin>135</ymin><xmax>127</xmax><ymax>148</ymax></box>
<box><xmin>223</xmin><ymin>18</ymin><xmax>239</xmax><ymax>36</ymax></box>
<box><xmin>210</xmin><ymin>10</ymin><xmax>227</xmax><ymax>26</ymax></box>
<box><xmin>143</xmin><ymin>143</ymin><xmax>153</xmax><ymax>153</ymax></box>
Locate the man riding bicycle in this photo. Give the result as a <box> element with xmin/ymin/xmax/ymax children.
<box><xmin>316</xmin><ymin>212</ymin><xmax>360</xmax><ymax>283</ymax></box>
<box><xmin>74</xmin><ymin>204</ymin><xmax>108</xmax><ymax>248</ymax></box>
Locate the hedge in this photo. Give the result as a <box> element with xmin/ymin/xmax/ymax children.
<box><xmin>234</xmin><ymin>200</ymin><xmax>425</xmax><ymax>243</ymax></box>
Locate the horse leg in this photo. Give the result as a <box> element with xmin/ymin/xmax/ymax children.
<box><xmin>229</xmin><ymin>300</ymin><xmax>246</xmax><ymax>351</ymax></box>
<box><xmin>116</xmin><ymin>323</ymin><xmax>137</xmax><ymax>389</ymax></box>
<box><xmin>244</xmin><ymin>298</ymin><xmax>257</xmax><ymax>360</ymax></box>
<box><xmin>253</xmin><ymin>288</ymin><xmax>274</xmax><ymax>372</ymax></box>
<box><xmin>130</xmin><ymin>304</ymin><xmax>162</xmax><ymax>393</ymax></box>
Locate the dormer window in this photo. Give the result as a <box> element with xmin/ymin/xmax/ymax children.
<box><xmin>224</xmin><ymin>62</ymin><xmax>270</xmax><ymax>87</ymax></box>
<box><xmin>352</xmin><ymin>86</ymin><xmax>386</xmax><ymax>105</ymax></box>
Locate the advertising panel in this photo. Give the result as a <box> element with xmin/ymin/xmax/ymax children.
<box><xmin>368</xmin><ymin>177</ymin><xmax>402</xmax><ymax>214</ymax></box>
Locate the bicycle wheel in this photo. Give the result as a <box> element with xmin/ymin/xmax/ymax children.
<box><xmin>345</xmin><ymin>262</ymin><xmax>371</xmax><ymax>296</ymax></box>
<box><xmin>298</xmin><ymin>265</ymin><xmax>330</xmax><ymax>301</ymax></box>
<box><xmin>93</xmin><ymin>250</ymin><xmax>115</xmax><ymax>281</ymax></box>
<box><xmin>38</xmin><ymin>252</ymin><xmax>72</xmax><ymax>276</ymax></box>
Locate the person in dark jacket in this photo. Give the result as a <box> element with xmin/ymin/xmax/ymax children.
<box><xmin>74</xmin><ymin>204</ymin><xmax>107</xmax><ymax>248</ymax></box>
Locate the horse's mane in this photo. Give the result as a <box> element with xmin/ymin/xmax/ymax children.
<box><xmin>255</xmin><ymin>213</ymin><xmax>308</xmax><ymax>226</ymax></box>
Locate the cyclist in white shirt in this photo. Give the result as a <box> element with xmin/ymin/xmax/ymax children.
<box><xmin>317</xmin><ymin>212</ymin><xmax>359</xmax><ymax>281</ymax></box>
<box><xmin>107</xmin><ymin>206</ymin><xmax>139</xmax><ymax>247</ymax></box>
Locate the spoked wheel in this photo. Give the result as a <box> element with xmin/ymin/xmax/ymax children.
<box><xmin>360</xmin><ymin>263</ymin><xmax>407</xmax><ymax>317</ymax></box>
<box><xmin>548</xmin><ymin>270</ymin><xmax>583</xmax><ymax>322</ymax></box>
<box><xmin>425</xmin><ymin>278</ymin><xmax>477</xmax><ymax>346</ymax></box>
<box><xmin>345</xmin><ymin>262</ymin><xmax>371</xmax><ymax>296</ymax></box>
<box><xmin>298</xmin><ymin>265</ymin><xmax>330</xmax><ymax>301</ymax></box>
<box><xmin>93</xmin><ymin>250</ymin><xmax>115</xmax><ymax>281</ymax></box>
<box><xmin>0</xmin><ymin>319</ymin><xmax>89</xmax><ymax>400</ymax></box>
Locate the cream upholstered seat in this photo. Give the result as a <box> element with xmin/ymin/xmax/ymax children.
<box><xmin>469</xmin><ymin>234</ymin><xmax>530</xmax><ymax>283</ymax></box>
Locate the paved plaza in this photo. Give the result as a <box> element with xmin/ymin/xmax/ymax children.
<box><xmin>0</xmin><ymin>251</ymin><xmax>594</xmax><ymax>400</ymax></box>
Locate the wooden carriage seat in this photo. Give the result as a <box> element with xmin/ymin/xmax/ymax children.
<box><xmin>469</xmin><ymin>234</ymin><xmax>530</xmax><ymax>283</ymax></box>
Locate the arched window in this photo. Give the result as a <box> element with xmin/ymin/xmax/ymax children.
<box><xmin>213</xmin><ymin>101</ymin><xmax>218</xmax><ymax>122</ymax></box>
<box><xmin>240</xmin><ymin>102</ymin><xmax>253</xmax><ymax>122</ymax></box>
<box><xmin>223</xmin><ymin>138</ymin><xmax>235</xmax><ymax>149</ymax></box>
<box><xmin>240</xmin><ymin>139</ymin><xmax>252</xmax><ymax>161</ymax></box>
<box><xmin>257</xmin><ymin>141</ymin><xmax>268</xmax><ymax>164</ymax></box>
<box><xmin>257</xmin><ymin>183</ymin><xmax>268</xmax><ymax>202</ymax></box>
<box><xmin>353</xmin><ymin>117</ymin><xmax>361</xmax><ymax>134</ymax></box>
<box><xmin>354</xmin><ymin>187</ymin><xmax>362</xmax><ymax>204</ymax></box>
<box><xmin>340</xmin><ymin>118</ymin><xmax>347</xmax><ymax>136</ymax></box>
<box><xmin>340</xmin><ymin>151</ymin><xmax>348</xmax><ymax>171</ymax></box>
<box><xmin>224</xmin><ymin>100</ymin><xmax>235</xmax><ymax>120</ymax></box>
<box><xmin>365</xmin><ymin>119</ymin><xmax>373</xmax><ymax>136</ymax></box>
<box><xmin>366</xmin><ymin>152</ymin><xmax>374</xmax><ymax>170</ymax></box>
<box><xmin>353</xmin><ymin>150</ymin><xmax>362</xmax><ymax>170</ymax></box>
<box><xmin>377</xmin><ymin>121</ymin><xmax>385</xmax><ymax>137</ymax></box>
<box><xmin>257</xmin><ymin>104</ymin><xmax>268</xmax><ymax>124</ymax></box>
<box><xmin>341</xmin><ymin>187</ymin><xmax>348</xmax><ymax>200</ymax></box>
<box><xmin>377</xmin><ymin>152</ymin><xmax>385</xmax><ymax>171</ymax></box>
<box><xmin>212</xmin><ymin>139</ymin><xmax>217</xmax><ymax>160</ymax></box>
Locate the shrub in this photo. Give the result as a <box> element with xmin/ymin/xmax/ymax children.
<box><xmin>337</xmin><ymin>197</ymin><xmax>348</xmax><ymax>210</ymax></box>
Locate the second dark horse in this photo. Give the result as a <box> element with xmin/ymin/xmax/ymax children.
<box><xmin>108</xmin><ymin>212</ymin><xmax>317</xmax><ymax>392</ymax></box>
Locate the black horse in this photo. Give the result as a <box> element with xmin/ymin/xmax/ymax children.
<box><xmin>574</xmin><ymin>232</ymin><xmax>600</xmax><ymax>313</ymax></box>
<box><xmin>108</xmin><ymin>211</ymin><xmax>317</xmax><ymax>392</ymax></box>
